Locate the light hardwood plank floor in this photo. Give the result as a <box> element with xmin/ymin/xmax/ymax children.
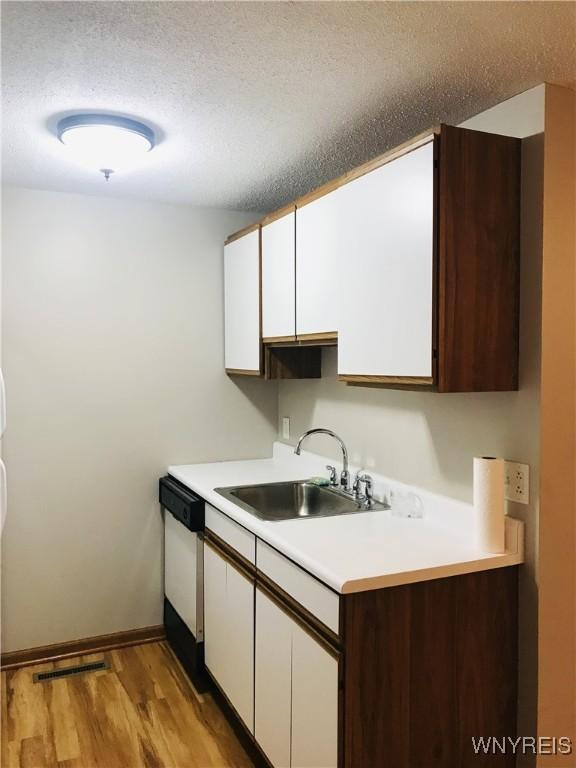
<box><xmin>1</xmin><ymin>641</ymin><xmax>254</xmax><ymax>768</ymax></box>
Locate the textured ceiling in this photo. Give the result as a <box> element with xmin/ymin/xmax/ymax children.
<box><xmin>2</xmin><ymin>1</ymin><xmax>575</xmax><ymax>211</ymax></box>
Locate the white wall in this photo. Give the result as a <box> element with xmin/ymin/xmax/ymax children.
<box><xmin>278</xmin><ymin>87</ymin><xmax>544</xmax><ymax>756</ymax></box>
<box><xmin>1</xmin><ymin>188</ymin><xmax>277</xmax><ymax>652</ymax></box>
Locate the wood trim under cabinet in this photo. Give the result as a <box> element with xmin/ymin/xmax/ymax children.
<box><xmin>296</xmin><ymin>332</ymin><xmax>338</xmax><ymax>344</ymax></box>
<box><xmin>262</xmin><ymin>334</ymin><xmax>298</xmax><ymax>344</ymax></box>
<box><xmin>205</xmin><ymin>528</ymin><xmax>257</xmax><ymax>581</ymax></box>
<box><xmin>338</xmin><ymin>374</ymin><xmax>434</xmax><ymax>387</ymax></box>
<box><xmin>256</xmin><ymin>573</ymin><xmax>342</xmax><ymax>658</ymax></box>
<box><xmin>225</xmin><ymin>367</ymin><xmax>262</xmax><ymax>377</ymax></box>
<box><xmin>0</xmin><ymin>625</ymin><xmax>165</xmax><ymax>671</ymax></box>
<box><xmin>264</xmin><ymin>334</ymin><xmax>337</xmax><ymax>347</ymax></box>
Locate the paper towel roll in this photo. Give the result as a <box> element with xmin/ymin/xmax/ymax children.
<box><xmin>473</xmin><ymin>457</ymin><xmax>505</xmax><ymax>553</ymax></box>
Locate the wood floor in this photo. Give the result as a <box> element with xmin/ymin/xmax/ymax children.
<box><xmin>1</xmin><ymin>641</ymin><xmax>254</xmax><ymax>768</ymax></box>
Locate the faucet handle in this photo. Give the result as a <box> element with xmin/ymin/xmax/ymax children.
<box><xmin>352</xmin><ymin>470</ymin><xmax>365</xmax><ymax>498</ymax></box>
<box><xmin>325</xmin><ymin>465</ymin><xmax>338</xmax><ymax>486</ymax></box>
<box><xmin>358</xmin><ymin>473</ymin><xmax>374</xmax><ymax>503</ymax></box>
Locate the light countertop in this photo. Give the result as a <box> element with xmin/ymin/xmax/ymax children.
<box><xmin>168</xmin><ymin>443</ymin><xmax>524</xmax><ymax>594</ymax></box>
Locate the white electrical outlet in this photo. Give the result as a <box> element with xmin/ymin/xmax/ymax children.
<box><xmin>504</xmin><ymin>461</ymin><xmax>529</xmax><ymax>504</ymax></box>
<box><xmin>282</xmin><ymin>417</ymin><xmax>290</xmax><ymax>440</ymax></box>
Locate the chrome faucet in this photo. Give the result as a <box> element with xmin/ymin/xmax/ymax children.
<box><xmin>294</xmin><ymin>428</ymin><xmax>350</xmax><ymax>491</ymax></box>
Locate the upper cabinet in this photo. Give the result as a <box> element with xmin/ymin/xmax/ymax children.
<box><xmin>261</xmin><ymin>209</ymin><xmax>296</xmax><ymax>341</ymax></box>
<box><xmin>337</xmin><ymin>139</ymin><xmax>435</xmax><ymax>381</ymax></box>
<box><xmin>338</xmin><ymin>125</ymin><xmax>520</xmax><ymax>391</ymax></box>
<box><xmin>224</xmin><ymin>123</ymin><xmax>521</xmax><ymax>392</ymax></box>
<box><xmin>296</xmin><ymin>190</ymin><xmax>342</xmax><ymax>340</ymax></box>
<box><xmin>224</xmin><ymin>227</ymin><xmax>261</xmax><ymax>375</ymax></box>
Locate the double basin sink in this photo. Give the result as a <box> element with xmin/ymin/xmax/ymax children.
<box><xmin>215</xmin><ymin>480</ymin><xmax>388</xmax><ymax>522</ymax></box>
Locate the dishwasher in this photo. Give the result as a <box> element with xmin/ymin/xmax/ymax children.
<box><xmin>159</xmin><ymin>475</ymin><xmax>207</xmax><ymax>690</ymax></box>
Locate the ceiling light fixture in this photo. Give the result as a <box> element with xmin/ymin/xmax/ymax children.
<box><xmin>56</xmin><ymin>114</ymin><xmax>155</xmax><ymax>181</ymax></box>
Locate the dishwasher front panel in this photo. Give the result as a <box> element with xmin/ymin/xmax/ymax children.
<box><xmin>164</xmin><ymin>511</ymin><xmax>204</xmax><ymax>641</ymax></box>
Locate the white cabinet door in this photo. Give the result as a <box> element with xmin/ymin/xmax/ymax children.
<box><xmin>204</xmin><ymin>543</ymin><xmax>254</xmax><ymax>733</ymax></box>
<box><xmin>296</xmin><ymin>191</ymin><xmax>342</xmax><ymax>337</ymax></box>
<box><xmin>204</xmin><ymin>543</ymin><xmax>227</xmax><ymax>687</ymax></box>
<box><xmin>291</xmin><ymin>625</ymin><xmax>338</xmax><ymax>768</ymax></box>
<box><xmin>224</xmin><ymin>563</ymin><xmax>255</xmax><ymax>731</ymax></box>
<box><xmin>224</xmin><ymin>230</ymin><xmax>261</xmax><ymax>372</ymax></box>
<box><xmin>255</xmin><ymin>589</ymin><xmax>293</xmax><ymax>768</ymax></box>
<box><xmin>164</xmin><ymin>513</ymin><xmax>198</xmax><ymax>637</ymax></box>
<box><xmin>255</xmin><ymin>587</ymin><xmax>339</xmax><ymax>768</ymax></box>
<box><xmin>262</xmin><ymin>212</ymin><xmax>296</xmax><ymax>339</ymax></box>
<box><xmin>337</xmin><ymin>140</ymin><xmax>435</xmax><ymax>378</ymax></box>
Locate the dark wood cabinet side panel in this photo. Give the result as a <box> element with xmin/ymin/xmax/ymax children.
<box><xmin>342</xmin><ymin>585</ymin><xmax>412</xmax><ymax>768</ymax></box>
<box><xmin>454</xmin><ymin>568</ymin><xmax>518</xmax><ymax>767</ymax></box>
<box><xmin>438</xmin><ymin>125</ymin><xmax>521</xmax><ymax>392</ymax></box>
<box><xmin>342</xmin><ymin>568</ymin><xmax>518</xmax><ymax>768</ymax></box>
<box><xmin>408</xmin><ymin>578</ymin><xmax>457</xmax><ymax>768</ymax></box>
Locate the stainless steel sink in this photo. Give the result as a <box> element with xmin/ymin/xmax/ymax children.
<box><xmin>215</xmin><ymin>480</ymin><xmax>387</xmax><ymax>522</ymax></box>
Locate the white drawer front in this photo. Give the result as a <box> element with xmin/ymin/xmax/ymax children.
<box><xmin>256</xmin><ymin>540</ymin><xmax>339</xmax><ymax>635</ymax></box>
<box><xmin>205</xmin><ymin>504</ymin><xmax>256</xmax><ymax>564</ymax></box>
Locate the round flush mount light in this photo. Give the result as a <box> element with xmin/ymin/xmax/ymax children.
<box><xmin>57</xmin><ymin>114</ymin><xmax>155</xmax><ymax>181</ymax></box>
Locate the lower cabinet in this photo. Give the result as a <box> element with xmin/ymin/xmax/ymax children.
<box><xmin>203</xmin><ymin>518</ymin><xmax>519</xmax><ymax>768</ymax></box>
<box><xmin>255</xmin><ymin>587</ymin><xmax>339</xmax><ymax>768</ymax></box>
<box><xmin>204</xmin><ymin>540</ymin><xmax>254</xmax><ymax>733</ymax></box>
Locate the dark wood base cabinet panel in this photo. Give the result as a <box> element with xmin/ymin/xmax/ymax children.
<box><xmin>341</xmin><ymin>567</ymin><xmax>518</xmax><ymax>768</ymax></box>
